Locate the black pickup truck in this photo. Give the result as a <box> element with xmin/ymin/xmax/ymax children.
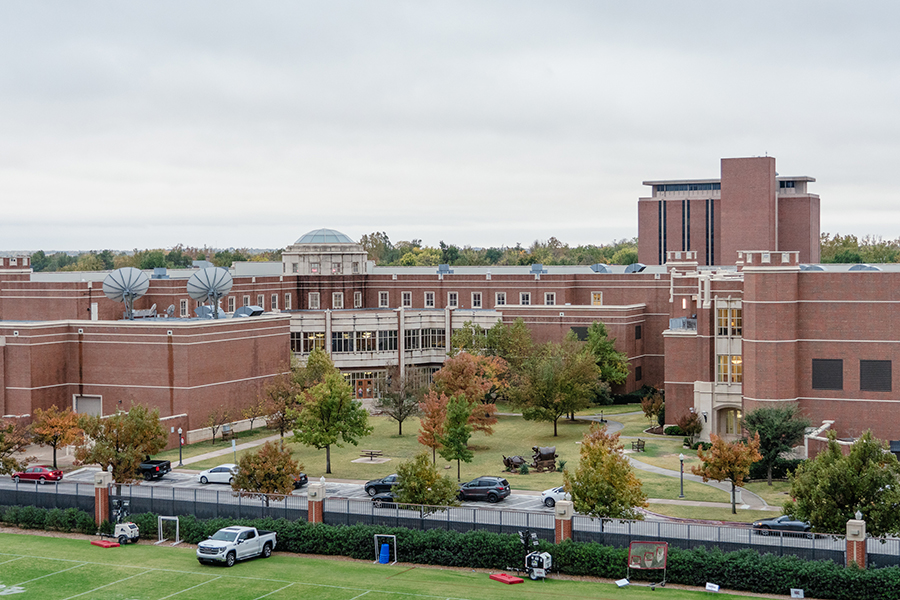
<box><xmin>139</xmin><ymin>458</ymin><xmax>171</xmax><ymax>481</ymax></box>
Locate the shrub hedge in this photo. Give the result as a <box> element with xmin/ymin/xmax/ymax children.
<box><xmin>5</xmin><ymin>506</ymin><xmax>900</xmax><ymax>599</ymax></box>
<box><xmin>664</xmin><ymin>425</ymin><xmax>685</xmax><ymax>436</ymax></box>
<box><xmin>749</xmin><ymin>457</ymin><xmax>804</xmax><ymax>481</ymax></box>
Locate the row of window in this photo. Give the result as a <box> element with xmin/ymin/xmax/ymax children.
<box><xmin>290</xmin><ymin>329</ymin><xmax>447</xmax><ymax>354</ymax></box>
<box><xmin>308</xmin><ymin>292</ymin><xmax>363</xmax><ymax>310</ymax></box>
<box><xmin>292</xmin><ymin>261</ymin><xmax>362</xmax><ymax>275</ymax></box>
<box><xmin>716</xmin><ymin>309</ymin><xmax>742</xmax><ymax>337</ymax></box>
<box><xmin>179</xmin><ymin>293</ymin><xmax>291</xmax><ymax>317</ymax></box>
<box><xmin>656</xmin><ymin>183</ymin><xmax>721</xmax><ymax>192</ymax></box>
<box><xmin>812</xmin><ymin>359</ymin><xmax>892</xmax><ymax>392</ymax></box>
<box><xmin>374</xmin><ymin>291</ymin><xmax>604</xmax><ymax>309</ymax></box>
<box><xmin>717</xmin><ymin>355</ymin><xmax>743</xmax><ymax>383</ymax></box>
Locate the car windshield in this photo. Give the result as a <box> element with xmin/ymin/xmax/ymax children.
<box><xmin>210</xmin><ymin>530</ymin><xmax>238</xmax><ymax>542</ymax></box>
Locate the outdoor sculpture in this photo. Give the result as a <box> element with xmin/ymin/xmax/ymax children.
<box><xmin>502</xmin><ymin>455</ymin><xmax>527</xmax><ymax>470</ymax></box>
<box><xmin>530</xmin><ymin>446</ymin><xmax>558</xmax><ymax>472</ymax></box>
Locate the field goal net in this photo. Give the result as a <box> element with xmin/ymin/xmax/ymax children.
<box><xmin>373</xmin><ymin>534</ymin><xmax>397</xmax><ymax>565</ymax></box>
<box><xmin>156</xmin><ymin>516</ymin><xmax>182</xmax><ymax>546</ymax></box>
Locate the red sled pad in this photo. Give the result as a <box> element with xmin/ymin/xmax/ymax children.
<box><xmin>490</xmin><ymin>573</ymin><xmax>523</xmax><ymax>585</ymax></box>
<box><xmin>91</xmin><ymin>540</ymin><xmax>120</xmax><ymax>548</ymax></box>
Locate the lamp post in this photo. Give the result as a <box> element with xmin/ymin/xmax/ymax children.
<box><xmin>177</xmin><ymin>428</ymin><xmax>183</xmax><ymax>467</ymax></box>
<box><xmin>679</xmin><ymin>453</ymin><xmax>685</xmax><ymax>498</ymax></box>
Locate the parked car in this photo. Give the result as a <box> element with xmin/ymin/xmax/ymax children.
<box><xmin>458</xmin><ymin>476</ymin><xmax>511</xmax><ymax>503</ymax></box>
<box><xmin>540</xmin><ymin>486</ymin><xmax>570</xmax><ymax>508</ymax></box>
<box><xmin>139</xmin><ymin>458</ymin><xmax>171</xmax><ymax>481</ymax></box>
<box><xmin>371</xmin><ymin>491</ymin><xmax>397</xmax><ymax>508</ymax></box>
<box><xmin>364</xmin><ymin>473</ymin><xmax>399</xmax><ymax>496</ymax></box>
<box><xmin>197</xmin><ymin>526</ymin><xmax>277</xmax><ymax>567</ymax></box>
<box><xmin>12</xmin><ymin>466</ymin><xmax>63</xmax><ymax>484</ymax></box>
<box><xmin>198</xmin><ymin>464</ymin><xmax>238</xmax><ymax>485</ymax></box>
<box><xmin>752</xmin><ymin>515</ymin><xmax>812</xmax><ymax>536</ymax></box>
<box><xmin>292</xmin><ymin>472</ymin><xmax>308</xmax><ymax>489</ymax></box>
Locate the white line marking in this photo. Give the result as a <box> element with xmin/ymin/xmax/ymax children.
<box><xmin>14</xmin><ymin>563</ymin><xmax>85</xmax><ymax>585</ymax></box>
<box><xmin>60</xmin><ymin>570</ymin><xmax>153</xmax><ymax>600</ymax></box>
<box><xmin>349</xmin><ymin>591</ymin><xmax>371</xmax><ymax>600</ymax></box>
<box><xmin>0</xmin><ymin>557</ymin><xmax>24</xmax><ymax>567</ymax></box>
<box><xmin>157</xmin><ymin>576</ymin><xmax>222</xmax><ymax>599</ymax></box>
<box><xmin>251</xmin><ymin>583</ymin><xmax>295</xmax><ymax>600</ymax></box>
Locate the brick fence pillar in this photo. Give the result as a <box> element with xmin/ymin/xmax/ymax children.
<box><xmin>94</xmin><ymin>471</ymin><xmax>112</xmax><ymax>526</ymax></box>
<box><xmin>554</xmin><ymin>500</ymin><xmax>574</xmax><ymax>543</ymax></box>
<box><xmin>846</xmin><ymin>518</ymin><xmax>866</xmax><ymax>568</ymax></box>
<box><xmin>307</xmin><ymin>482</ymin><xmax>325</xmax><ymax>524</ymax></box>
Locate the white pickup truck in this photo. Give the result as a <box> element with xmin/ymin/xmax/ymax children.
<box><xmin>196</xmin><ymin>526</ymin><xmax>277</xmax><ymax>567</ymax></box>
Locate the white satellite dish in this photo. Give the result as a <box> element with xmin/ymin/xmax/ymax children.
<box><xmin>186</xmin><ymin>267</ymin><xmax>233</xmax><ymax>319</ymax></box>
<box><xmin>102</xmin><ymin>267</ymin><xmax>150</xmax><ymax>320</ymax></box>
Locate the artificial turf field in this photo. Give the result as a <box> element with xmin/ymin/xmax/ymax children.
<box><xmin>0</xmin><ymin>533</ymin><xmax>776</xmax><ymax>600</ymax></box>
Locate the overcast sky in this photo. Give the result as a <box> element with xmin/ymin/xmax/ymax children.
<box><xmin>2</xmin><ymin>2</ymin><xmax>898</xmax><ymax>252</ymax></box>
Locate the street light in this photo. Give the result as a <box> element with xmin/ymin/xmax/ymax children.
<box><xmin>679</xmin><ymin>453</ymin><xmax>685</xmax><ymax>499</ymax></box>
<box><xmin>177</xmin><ymin>428</ymin><xmax>183</xmax><ymax>467</ymax></box>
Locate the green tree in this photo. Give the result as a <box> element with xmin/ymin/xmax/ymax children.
<box><xmin>784</xmin><ymin>431</ymin><xmax>900</xmax><ymax>536</ymax></box>
<box><xmin>139</xmin><ymin>250</ymin><xmax>166</xmax><ymax>270</ymax></box>
<box><xmin>75</xmin><ymin>404</ymin><xmax>167</xmax><ymax>487</ymax></box>
<box><xmin>692</xmin><ymin>433</ymin><xmax>762</xmax><ymax>514</ymax></box>
<box><xmin>97</xmin><ymin>250</ymin><xmax>116</xmax><ymax>270</ymax></box>
<box><xmin>0</xmin><ymin>420</ymin><xmax>33</xmax><ymax>475</ymax></box>
<box><xmin>584</xmin><ymin>322</ymin><xmax>629</xmax><ymax>387</ymax></box>
<box><xmin>375</xmin><ymin>365</ymin><xmax>423</xmax><ymax>435</ymax></box>
<box><xmin>232</xmin><ymin>441</ymin><xmax>301</xmax><ymax>507</ymax></box>
<box><xmin>563</xmin><ymin>423</ymin><xmax>647</xmax><ymax>519</ymax></box>
<box><xmin>610</xmin><ymin>247</ymin><xmax>639</xmax><ymax>265</ymax></box>
<box><xmin>293</xmin><ymin>349</ymin><xmax>335</xmax><ymax>388</ymax></box>
<box><xmin>743</xmin><ymin>404</ymin><xmax>810</xmax><ymax>485</ymax></box>
<box><xmin>262</xmin><ymin>370</ymin><xmax>302</xmax><ymax>446</ymax></box>
<box><xmin>29</xmin><ymin>405</ymin><xmax>83</xmax><ymax>469</ymax></box>
<box><xmin>393</xmin><ymin>452</ymin><xmax>460</xmax><ymax>508</ymax></box>
<box><xmin>292</xmin><ymin>371</ymin><xmax>373</xmax><ymax>474</ymax></box>
<box><xmin>437</xmin><ymin>395</ymin><xmax>474</xmax><ymax>481</ymax></box>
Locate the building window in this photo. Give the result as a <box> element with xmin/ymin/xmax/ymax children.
<box><xmin>717</xmin><ymin>355</ymin><xmax>742</xmax><ymax>383</ymax></box>
<box><xmin>635</xmin><ymin>325</ymin><xmax>642</xmax><ymax>340</ymax></box>
<box><xmin>290</xmin><ymin>331</ymin><xmax>302</xmax><ymax>353</ymax></box>
<box><xmin>591</xmin><ymin>292</ymin><xmax>602</xmax><ymax>306</ymax></box>
<box><xmin>303</xmin><ymin>332</ymin><xmax>325</xmax><ymax>353</ymax></box>
<box><xmin>448</xmin><ymin>292</ymin><xmax>458</xmax><ymax>308</ymax></box>
<box><xmin>544</xmin><ymin>292</ymin><xmax>555</xmax><ymax>305</ymax></box>
<box><xmin>292</xmin><ymin>263</ymin><xmax>299</xmax><ymax>273</ymax></box>
<box><xmin>354</xmin><ymin>291</ymin><xmax>362</xmax><ymax>308</ymax></box>
<box><xmin>378</xmin><ymin>330</ymin><xmax>398</xmax><ymax>351</ymax></box>
<box><xmin>257</xmin><ymin>294</ymin><xmax>264</xmax><ymax>308</ymax></box>
<box><xmin>284</xmin><ymin>293</ymin><xmax>291</xmax><ymax>310</ymax></box>
<box><xmin>496</xmin><ymin>292</ymin><xmax>506</xmax><ymax>306</ymax></box>
<box><xmin>472</xmin><ymin>292</ymin><xmax>482</xmax><ymax>308</ymax></box>
<box><xmin>228</xmin><ymin>296</ymin><xmax>236</xmax><ymax>312</ymax></box>
<box><xmin>379</xmin><ymin>291</ymin><xmax>390</xmax><ymax>308</ymax></box>
<box><xmin>310</xmin><ymin>262</ymin><xmax>319</xmax><ymax>274</ymax></box>
<box><xmin>731</xmin><ymin>355</ymin><xmax>742</xmax><ymax>383</ymax></box>
<box><xmin>352</xmin><ymin>262</ymin><xmax>359</xmax><ymax>274</ymax></box>
<box><xmin>860</xmin><ymin>360</ymin><xmax>891</xmax><ymax>392</ymax></box>
<box><xmin>425</xmin><ymin>292</ymin><xmax>435</xmax><ymax>308</ymax></box>
<box><xmin>635</xmin><ymin>366</ymin><xmax>642</xmax><ymax>381</ymax></box>
<box><xmin>520</xmin><ymin>292</ymin><xmax>530</xmax><ymax>306</ymax></box>
<box><xmin>402</xmin><ymin>292</ymin><xmax>412</xmax><ymax>308</ymax></box>
<box><xmin>271</xmin><ymin>294</ymin><xmax>278</xmax><ymax>310</ymax></box>
<box><xmin>179</xmin><ymin>299</ymin><xmax>188</xmax><ymax>317</ymax></box>
<box><xmin>332</xmin><ymin>292</ymin><xmax>344</xmax><ymax>309</ymax></box>
<box><xmin>242</xmin><ymin>295</ymin><xmax>250</xmax><ymax>307</ymax></box>
<box><xmin>332</xmin><ymin>262</ymin><xmax>342</xmax><ymax>275</ymax></box>
<box><xmin>421</xmin><ymin>328</ymin><xmax>446</xmax><ymax>349</ymax></box>
<box><xmin>309</xmin><ymin>292</ymin><xmax>320</xmax><ymax>310</ymax></box>
<box><xmin>404</xmin><ymin>329</ymin><xmax>420</xmax><ymax>350</ymax></box>
<box><xmin>812</xmin><ymin>359</ymin><xmax>843</xmax><ymax>390</ymax></box>
<box><xmin>332</xmin><ymin>331</ymin><xmax>353</xmax><ymax>352</ymax></box>
<box><xmin>356</xmin><ymin>331</ymin><xmax>377</xmax><ymax>352</ymax></box>
<box><xmin>722</xmin><ymin>408</ymin><xmax>743</xmax><ymax>435</ymax></box>
<box><xmin>717</xmin><ymin>308</ymin><xmax>742</xmax><ymax>336</ymax></box>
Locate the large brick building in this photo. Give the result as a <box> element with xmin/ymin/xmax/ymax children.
<box><xmin>1</xmin><ymin>157</ymin><xmax>896</xmax><ymax>453</ymax></box>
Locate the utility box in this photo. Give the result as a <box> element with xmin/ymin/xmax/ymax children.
<box><xmin>555</xmin><ymin>500</ymin><xmax>573</xmax><ymax>519</ymax></box>
<box><xmin>525</xmin><ymin>551</ymin><xmax>552</xmax><ymax>580</ymax></box>
<box><xmin>847</xmin><ymin>519</ymin><xmax>866</xmax><ymax>541</ymax></box>
<box><xmin>307</xmin><ymin>482</ymin><xmax>325</xmax><ymax>501</ymax></box>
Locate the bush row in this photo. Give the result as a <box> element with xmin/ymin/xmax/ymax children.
<box><xmin>0</xmin><ymin>505</ymin><xmax>96</xmax><ymax>534</ymax></box>
<box><xmin>748</xmin><ymin>457</ymin><xmax>804</xmax><ymax>481</ymax></box>
<box><xmin>6</xmin><ymin>507</ymin><xmax>900</xmax><ymax>599</ymax></box>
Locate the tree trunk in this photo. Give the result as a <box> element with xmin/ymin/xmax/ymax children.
<box><xmin>432</xmin><ymin>446</ymin><xmax>436</xmax><ymax>465</ymax></box>
<box><xmin>457</xmin><ymin>459</ymin><xmax>461</xmax><ymax>481</ymax></box>
<box><xmin>553</xmin><ymin>418</ymin><xmax>558</xmax><ymax>437</ymax></box>
<box><xmin>398</xmin><ymin>420</ymin><xmax>402</xmax><ymax>436</ymax></box>
<box><xmin>52</xmin><ymin>444</ymin><xmax>58</xmax><ymax>470</ymax></box>
<box><xmin>326</xmin><ymin>444</ymin><xmax>332</xmax><ymax>474</ymax></box>
<box><xmin>731</xmin><ymin>481</ymin><xmax>737</xmax><ymax>514</ymax></box>
<box><xmin>767</xmin><ymin>463</ymin><xmax>773</xmax><ymax>486</ymax></box>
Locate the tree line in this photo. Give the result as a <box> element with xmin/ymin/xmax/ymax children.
<box><xmin>28</xmin><ymin>245</ymin><xmax>282</xmax><ymax>272</ymax></box>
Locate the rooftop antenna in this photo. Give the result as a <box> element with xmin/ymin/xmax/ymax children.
<box><xmin>186</xmin><ymin>267</ymin><xmax>233</xmax><ymax>319</ymax></box>
<box><xmin>102</xmin><ymin>267</ymin><xmax>150</xmax><ymax>320</ymax></box>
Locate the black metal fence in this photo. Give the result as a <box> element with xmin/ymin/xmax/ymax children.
<box><xmin>110</xmin><ymin>485</ymin><xmax>308</xmax><ymax>522</ymax></box>
<box><xmin>0</xmin><ymin>481</ymin><xmax>93</xmax><ymax>513</ymax></box>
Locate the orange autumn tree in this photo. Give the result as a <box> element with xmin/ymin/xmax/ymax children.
<box><xmin>431</xmin><ymin>352</ymin><xmax>509</xmax><ymax>435</ymax></box>
<box><xmin>418</xmin><ymin>391</ymin><xmax>449</xmax><ymax>465</ymax></box>
<box><xmin>30</xmin><ymin>405</ymin><xmax>83</xmax><ymax>469</ymax></box>
<box><xmin>692</xmin><ymin>433</ymin><xmax>763</xmax><ymax>514</ymax></box>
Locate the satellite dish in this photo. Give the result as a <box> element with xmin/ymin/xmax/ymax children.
<box><xmin>186</xmin><ymin>267</ymin><xmax>233</xmax><ymax>319</ymax></box>
<box><xmin>166</xmin><ymin>305</ymin><xmax>175</xmax><ymax>317</ymax></box>
<box><xmin>102</xmin><ymin>267</ymin><xmax>150</xmax><ymax>320</ymax></box>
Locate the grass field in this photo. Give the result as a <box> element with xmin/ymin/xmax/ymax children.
<box><xmin>0</xmin><ymin>533</ymin><xmax>774</xmax><ymax>600</ymax></box>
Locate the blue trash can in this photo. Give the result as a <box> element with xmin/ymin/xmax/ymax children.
<box><xmin>378</xmin><ymin>543</ymin><xmax>390</xmax><ymax>564</ymax></box>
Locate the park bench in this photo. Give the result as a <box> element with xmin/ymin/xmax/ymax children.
<box><xmin>221</xmin><ymin>425</ymin><xmax>236</xmax><ymax>441</ymax></box>
<box><xmin>360</xmin><ymin>449</ymin><xmax>384</xmax><ymax>461</ymax></box>
<box><xmin>631</xmin><ymin>439</ymin><xmax>646</xmax><ymax>452</ymax></box>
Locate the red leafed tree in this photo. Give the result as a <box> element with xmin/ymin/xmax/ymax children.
<box><xmin>30</xmin><ymin>405</ymin><xmax>83</xmax><ymax>469</ymax></box>
<box><xmin>418</xmin><ymin>391</ymin><xmax>449</xmax><ymax>465</ymax></box>
<box><xmin>692</xmin><ymin>433</ymin><xmax>763</xmax><ymax>514</ymax></box>
<box><xmin>431</xmin><ymin>352</ymin><xmax>509</xmax><ymax>435</ymax></box>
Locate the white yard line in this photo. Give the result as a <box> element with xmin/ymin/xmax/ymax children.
<box><xmin>251</xmin><ymin>583</ymin><xmax>295</xmax><ymax>600</ymax></box>
<box><xmin>348</xmin><ymin>591</ymin><xmax>371</xmax><ymax>600</ymax></box>
<box><xmin>157</xmin><ymin>576</ymin><xmax>222</xmax><ymax>599</ymax></box>
<box><xmin>60</xmin><ymin>570</ymin><xmax>153</xmax><ymax>600</ymax></box>
<box><xmin>0</xmin><ymin>557</ymin><xmax>24</xmax><ymax>567</ymax></box>
<box><xmin>14</xmin><ymin>563</ymin><xmax>85</xmax><ymax>585</ymax></box>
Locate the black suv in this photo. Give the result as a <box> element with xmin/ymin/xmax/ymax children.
<box><xmin>364</xmin><ymin>474</ymin><xmax>399</xmax><ymax>496</ymax></box>
<box><xmin>458</xmin><ymin>476</ymin><xmax>511</xmax><ymax>503</ymax></box>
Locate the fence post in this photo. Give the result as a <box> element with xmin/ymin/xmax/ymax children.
<box><xmin>307</xmin><ymin>482</ymin><xmax>325</xmax><ymax>524</ymax></box>
<box><xmin>93</xmin><ymin>471</ymin><xmax>112</xmax><ymax>526</ymax></box>
<box><xmin>846</xmin><ymin>517</ymin><xmax>867</xmax><ymax>568</ymax></box>
<box><xmin>554</xmin><ymin>501</ymin><xmax>574</xmax><ymax>543</ymax></box>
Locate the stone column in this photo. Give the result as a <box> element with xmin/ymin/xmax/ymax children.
<box><xmin>307</xmin><ymin>482</ymin><xmax>325</xmax><ymax>524</ymax></box>
<box><xmin>846</xmin><ymin>517</ymin><xmax>866</xmax><ymax>568</ymax></box>
<box><xmin>94</xmin><ymin>471</ymin><xmax>112</xmax><ymax>526</ymax></box>
<box><xmin>554</xmin><ymin>500</ymin><xmax>574</xmax><ymax>543</ymax></box>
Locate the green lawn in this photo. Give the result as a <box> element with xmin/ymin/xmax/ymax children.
<box><xmin>744</xmin><ymin>480</ymin><xmax>792</xmax><ymax>506</ymax></box>
<box><xmin>647</xmin><ymin>504</ymin><xmax>776</xmax><ymax>523</ymax></box>
<box><xmin>0</xmin><ymin>533</ymin><xmax>776</xmax><ymax>600</ymax></box>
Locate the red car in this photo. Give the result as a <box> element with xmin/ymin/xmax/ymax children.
<box><xmin>12</xmin><ymin>466</ymin><xmax>63</xmax><ymax>484</ymax></box>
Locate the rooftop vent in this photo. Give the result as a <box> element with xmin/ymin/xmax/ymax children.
<box><xmin>530</xmin><ymin>264</ymin><xmax>547</xmax><ymax>274</ymax></box>
<box><xmin>799</xmin><ymin>264</ymin><xmax>826</xmax><ymax>272</ymax></box>
<box><xmin>848</xmin><ymin>264</ymin><xmax>882</xmax><ymax>272</ymax></box>
<box><xmin>624</xmin><ymin>263</ymin><xmax>646</xmax><ymax>274</ymax></box>
<box><xmin>234</xmin><ymin>305</ymin><xmax>264</xmax><ymax>318</ymax></box>
<box><xmin>589</xmin><ymin>263</ymin><xmax>611</xmax><ymax>273</ymax></box>
<box><xmin>437</xmin><ymin>264</ymin><xmax>454</xmax><ymax>275</ymax></box>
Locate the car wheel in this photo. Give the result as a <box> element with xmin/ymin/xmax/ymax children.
<box><xmin>262</xmin><ymin>543</ymin><xmax>272</xmax><ymax>558</ymax></box>
<box><xmin>759</xmin><ymin>526</ymin><xmax>770</xmax><ymax>536</ymax></box>
<box><xmin>228</xmin><ymin>477</ymin><xmax>234</xmax><ymax>485</ymax></box>
<box><xmin>225</xmin><ymin>552</ymin><xmax>236</xmax><ymax>567</ymax></box>
<box><xmin>529</xmin><ymin>571</ymin><xmax>539</xmax><ymax>580</ymax></box>
<box><xmin>544</xmin><ymin>498</ymin><xmax>556</xmax><ymax>508</ymax></box>
<box><xmin>200</xmin><ymin>476</ymin><xmax>209</xmax><ymax>484</ymax></box>
<box><xmin>805</xmin><ymin>530</ymin><xmax>814</xmax><ymax>539</ymax></box>
<box><xmin>144</xmin><ymin>473</ymin><xmax>152</xmax><ymax>481</ymax></box>
<box><xmin>13</xmin><ymin>476</ymin><xmax>20</xmax><ymax>484</ymax></box>
<box><xmin>118</xmin><ymin>535</ymin><xmax>127</xmax><ymax>546</ymax></box>
<box><xmin>39</xmin><ymin>477</ymin><xmax>46</xmax><ymax>484</ymax></box>
<box><xmin>366</xmin><ymin>487</ymin><xmax>377</xmax><ymax>497</ymax></box>
<box><xmin>487</xmin><ymin>493</ymin><xmax>499</xmax><ymax>503</ymax></box>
